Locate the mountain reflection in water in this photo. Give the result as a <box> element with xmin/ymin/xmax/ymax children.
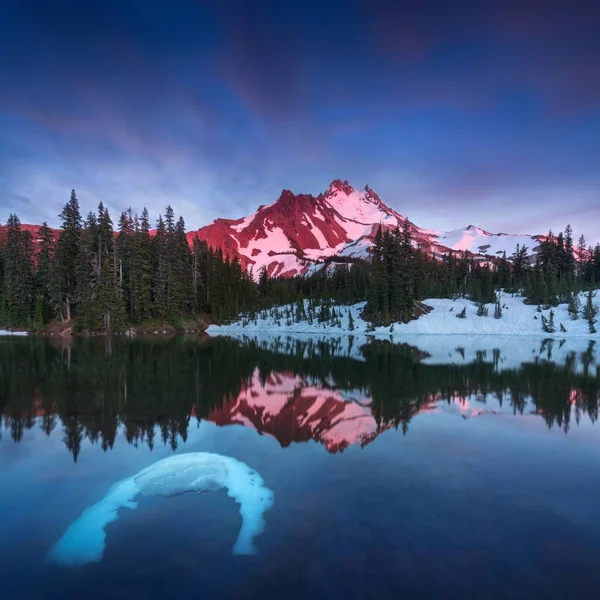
<box><xmin>0</xmin><ymin>335</ymin><xmax>598</xmax><ymax>460</ymax></box>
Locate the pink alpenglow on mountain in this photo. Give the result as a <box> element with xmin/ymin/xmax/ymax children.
<box><xmin>2</xmin><ymin>180</ymin><xmax>544</xmax><ymax>280</ymax></box>
<box><xmin>192</xmin><ymin>180</ymin><xmax>543</xmax><ymax>279</ymax></box>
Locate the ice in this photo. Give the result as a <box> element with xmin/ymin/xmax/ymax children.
<box><xmin>46</xmin><ymin>478</ymin><xmax>139</xmax><ymax>567</ymax></box>
<box><xmin>47</xmin><ymin>453</ymin><xmax>274</xmax><ymax>566</ymax></box>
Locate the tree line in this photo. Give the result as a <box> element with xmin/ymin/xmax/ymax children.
<box><xmin>0</xmin><ymin>191</ymin><xmax>256</xmax><ymax>330</ymax></box>
<box><xmin>1</xmin><ymin>191</ymin><xmax>599</xmax><ymax>331</ymax></box>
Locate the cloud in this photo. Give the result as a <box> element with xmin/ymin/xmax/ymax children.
<box><xmin>0</xmin><ymin>0</ymin><xmax>598</xmax><ymax>246</ymax></box>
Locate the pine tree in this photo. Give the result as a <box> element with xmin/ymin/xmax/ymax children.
<box><xmin>53</xmin><ymin>190</ymin><xmax>82</xmax><ymax>321</ymax></box>
<box><xmin>497</xmin><ymin>251</ymin><xmax>510</xmax><ymax>289</ymax></box>
<box><xmin>582</xmin><ymin>286</ymin><xmax>597</xmax><ymax>333</ymax></box>
<box><xmin>2</xmin><ymin>215</ymin><xmax>34</xmax><ymax>326</ymax></box>
<box><xmin>295</xmin><ymin>297</ymin><xmax>305</xmax><ymax>322</ymax></box>
<box><xmin>117</xmin><ymin>210</ymin><xmax>135</xmax><ymax>320</ymax></box>
<box><xmin>133</xmin><ymin>208</ymin><xmax>153</xmax><ymax>321</ymax></box>
<box><xmin>367</xmin><ymin>226</ymin><xmax>384</xmax><ymax>321</ymax></box>
<box><xmin>153</xmin><ymin>215</ymin><xmax>168</xmax><ymax>317</ymax></box>
<box><xmin>191</xmin><ymin>235</ymin><xmax>206</xmax><ymax>315</ymax></box>
<box><xmin>511</xmin><ymin>244</ymin><xmax>529</xmax><ymax>291</ymax></box>
<box><xmin>169</xmin><ymin>216</ymin><xmax>191</xmax><ymax>320</ymax></box>
<box><xmin>476</xmin><ymin>301</ymin><xmax>488</xmax><ymax>317</ymax></box>
<box><xmin>563</xmin><ymin>224</ymin><xmax>575</xmax><ymax>282</ymax></box>
<box><xmin>577</xmin><ymin>234</ymin><xmax>587</xmax><ymax>283</ymax></box>
<box><xmin>76</xmin><ymin>211</ymin><xmax>101</xmax><ymax>329</ymax></box>
<box><xmin>399</xmin><ymin>219</ymin><xmax>415</xmax><ymax>321</ymax></box>
<box><xmin>542</xmin><ymin>310</ymin><xmax>556</xmax><ymax>333</ymax></box>
<box><xmin>97</xmin><ymin>204</ymin><xmax>126</xmax><ymax>332</ymax></box>
<box><xmin>258</xmin><ymin>267</ymin><xmax>269</xmax><ymax>300</ymax></box>
<box><xmin>36</xmin><ymin>222</ymin><xmax>55</xmax><ymax>324</ymax></box>
<box><xmin>494</xmin><ymin>297</ymin><xmax>502</xmax><ymax>319</ymax></box>
<box><xmin>568</xmin><ymin>293</ymin><xmax>580</xmax><ymax>320</ymax></box>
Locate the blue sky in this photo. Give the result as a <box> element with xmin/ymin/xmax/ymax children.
<box><xmin>1</xmin><ymin>0</ymin><xmax>599</xmax><ymax>242</ymax></box>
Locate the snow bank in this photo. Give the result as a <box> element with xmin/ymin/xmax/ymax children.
<box><xmin>47</xmin><ymin>453</ymin><xmax>274</xmax><ymax>566</ymax></box>
<box><xmin>207</xmin><ymin>292</ymin><xmax>599</xmax><ymax>339</ymax></box>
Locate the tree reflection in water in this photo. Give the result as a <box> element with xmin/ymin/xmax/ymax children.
<box><xmin>0</xmin><ymin>335</ymin><xmax>598</xmax><ymax>460</ymax></box>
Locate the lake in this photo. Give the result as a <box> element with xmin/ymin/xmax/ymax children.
<box><xmin>1</xmin><ymin>334</ymin><xmax>600</xmax><ymax>599</ymax></box>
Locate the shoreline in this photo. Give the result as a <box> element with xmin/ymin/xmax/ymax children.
<box><xmin>0</xmin><ymin>320</ymin><xmax>209</xmax><ymax>338</ymax></box>
<box><xmin>3</xmin><ymin>291</ymin><xmax>598</xmax><ymax>339</ymax></box>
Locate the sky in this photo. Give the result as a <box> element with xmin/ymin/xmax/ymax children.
<box><xmin>1</xmin><ymin>0</ymin><xmax>599</xmax><ymax>243</ymax></box>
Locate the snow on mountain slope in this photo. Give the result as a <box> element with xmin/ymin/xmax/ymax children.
<box><xmin>193</xmin><ymin>180</ymin><xmax>544</xmax><ymax>279</ymax></box>
<box><xmin>437</xmin><ymin>225</ymin><xmax>543</xmax><ymax>257</ymax></box>
<box><xmin>2</xmin><ymin>180</ymin><xmax>544</xmax><ymax>279</ymax></box>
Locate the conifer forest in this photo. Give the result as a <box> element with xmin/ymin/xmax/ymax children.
<box><xmin>1</xmin><ymin>190</ymin><xmax>599</xmax><ymax>333</ymax></box>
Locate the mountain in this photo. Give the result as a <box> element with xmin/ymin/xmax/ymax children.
<box><xmin>192</xmin><ymin>179</ymin><xmax>543</xmax><ymax>278</ymax></box>
<box><xmin>2</xmin><ymin>180</ymin><xmax>544</xmax><ymax>278</ymax></box>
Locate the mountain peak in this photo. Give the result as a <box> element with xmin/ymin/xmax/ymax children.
<box><xmin>326</xmin><ymin>179</ymin><xmax>355</xmax><ymax>196</ymax></box>
<box><xmin>185</xmin><ymin>179</ymin><xmax>543</xmax><ymax>279</ymax></box>
<box><xmin>279</xmin><ymin>189</ymin><xmax>295</xmax><ymax>201</ymax></box>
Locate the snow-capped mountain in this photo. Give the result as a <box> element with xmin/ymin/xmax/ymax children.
<box><xmin>2</xmin><ymin>179</ymin><xmax>544</xmax><ymax>278</ymax></box>
<box><xmin>192</xmin><ymin>179</ymin><xmax>544</xmax><ymax>278</ymax></box>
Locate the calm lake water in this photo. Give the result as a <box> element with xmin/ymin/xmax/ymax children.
<box><xmin>1</xmin><ymin>334</ymin><xmax>600</xmax><ymax>599</ymax></box>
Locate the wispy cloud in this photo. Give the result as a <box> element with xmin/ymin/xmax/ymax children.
<box><xmin>0</xmin><ymin>0</ymin><xmax>598</xmax><ymax>244</ymax></box>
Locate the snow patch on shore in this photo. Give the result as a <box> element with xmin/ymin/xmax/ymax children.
<box><xmin>207</xmin><ymin>292</ymin><xmax>599</xmax><ymax>339</ymax></box>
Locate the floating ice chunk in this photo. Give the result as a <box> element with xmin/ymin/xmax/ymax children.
<box><xmin>47</xmin><ymin>453</ymin><xmax>274</xmax><ymax>566</ymax></box>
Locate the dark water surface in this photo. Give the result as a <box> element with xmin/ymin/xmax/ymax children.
<box><xmin>1</xmin><ymin>334</ymin><xmax>600</xmax><ymax>599</ymax></box>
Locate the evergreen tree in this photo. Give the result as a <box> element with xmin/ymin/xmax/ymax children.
<box><xmin>295</xmin><ymin>297</ymin><xmax>306</xmax><ymax>323</ymax></box>
<box><xmin>367</xmin><ymin>226</ymin><xmax>384</xmax><ymax>321</ymax></box>
<box><xmin>153</xmin><ymin>215</ymin><xmax>168</xmax><ymax>317</ymax></box>
<box><xmin>97</xmin><ymin>204</ymin><xmax>126</xmax><ymax>332</ymax></box>
<box><xmin>563</xmin><ymin>224</ymin><xmax>575</xmax><ymax>281</ymax></box>
<box><xmin>117</xmin><ymin>210</ymin><xmax>135</xmax><ymax>320</ymax></box>
<box><xmin>36</xmin><ymin>222</ymin><xmax>55</xmax><ymax>324</ymax></box>
<box><xmin>348</xmin><ymin>310</ymin><xmax>355</xmax><ymax>330</ymax></box>
<box><xmin>577</xmin><ymin>235</ymin><xmax>587</xmax><ymax>283</ymax></box>
<box><xmin>2</xmin><ymin>215</ymin><xmax>34</xmax><ymax>326</ymax></box>
<box><xmin>76</xmin><ymin>211</ymin><xmax>101</xmax><ymax>329</ymax></box>
<box><xmin>542</xmin><ymin>310</ymin><xmax>556</xmax><ymax>334</ymax></box>
<box><xmin>53</xmin><ymin>190</ymin><xmax>82</xmax><ymax>321</ymax></box>
<box><xmin>494</xmin><ymin>296</ymin><xmax>502</xmax><ymax>319</ymax></box>
<box><xmin>583</xmin><ymin>287</ymin><xmax>598</xmax><ymax>333</ymax></box>
<box><xmin>511</xmin><ymin>244</ymin><xmax>529</xmax><ymax>291</ymax></box>
<box><xmin>568</xmin><ymin>293</ymin><xmax>580</xmax><ymax>320</ymax></box>
<box><xmin>132</xmin><ymin>208</ymin><xmax>153</xmax><ymax>321</ymax></box>
<box><xmin>476</xmin><ymin>301</ymin><xmax>488</xmax><ymax>317</ymax></box>
<box><xmin>170</xmin><ymin>216</ymin><xmax>191</xmax><ymax>319</ymax></box>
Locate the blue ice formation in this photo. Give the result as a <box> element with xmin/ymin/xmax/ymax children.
<box><xmin>47</xmin><ymin>453</ymin><xmax>274</xmax><ymax>566</ymax></box>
